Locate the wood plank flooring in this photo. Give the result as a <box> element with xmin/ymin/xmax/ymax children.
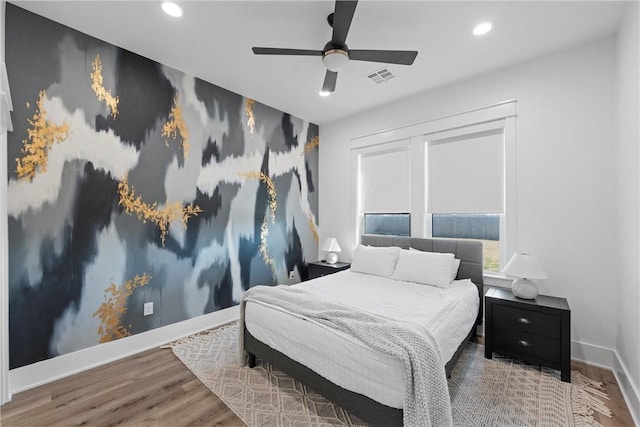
<box><xmin>571</xmin><ymin>360</ymin><xmax>636</xmax><ymax>427</ymax></box>
<box><xmin>1</xmin><ymin>344</ymin><xmax>635</xmax><ymax>426</ymax></box>
<box><xmin>1</xmin><ymin>348</ymin><xmax>244</xmax><ymax>427</ymax></box>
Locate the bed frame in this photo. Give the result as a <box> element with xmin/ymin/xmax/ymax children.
<box><xmin>244</xmin><ymin>236</ymin><xmax>484</xmax><ymax>427</ymax></box>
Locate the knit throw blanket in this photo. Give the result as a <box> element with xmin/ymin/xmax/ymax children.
<box><xmin>239</xmin><ymin>284</ymin><xmax>453</xmax><ymax>427</ymax></box>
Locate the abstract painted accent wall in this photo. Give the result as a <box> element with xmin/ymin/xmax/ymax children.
<box><xmin>5</xmin><ymin>4</ymin><xmax>319</xmax><ymax>369</ymax></box>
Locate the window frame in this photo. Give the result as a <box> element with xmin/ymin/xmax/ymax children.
<box><xmin>350</xmin><ymin>100</ymin><xmax>517</xmax><ymax>272</ymax></box>
<box><xmin>352</xmin><ymin>138</ymin><xmax>412</xmax><ymax>242</ymax></box>
<box><xmin>424</xmin><ymin>119</ymin><xmax>513</xmax><ymax>271</ymax></box>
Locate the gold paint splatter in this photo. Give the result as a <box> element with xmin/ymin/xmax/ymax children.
<box><xmin>162</xmin><ymin>95</ymin><xmax>190</xmax><ymax>160</ymax></box>
<box><xmin>25</xmin><ymin>101</ymin><xmax>30</xmax><ymax>109</ymax></box>
<box><xmin>308</xmin><ymin>211</ymin><xmax>319</xmax><ymax>244</ymax></box>
<box><xmin>91</xmin><ymin>54</ymin><xmax>119</xmax><ymax>118</ymax></box>
<box><xmin>117</xmin><ymin>175</ymin><xmax>202</xmax><ymax>246</ymax></box>
<box><xmin>259</xmin><ymin>215</ymin><xmax>276</xmax><ymax>278</ymax></box>
<box><xmin>246</xmin><ymin>98</ymin><xmax>256</xmax><ymax>135</ymax></box>
<box><xmin>240</xmin><ymin>171</ymin><xmax>278</xmax><ymax>278</ymax></box>
<box><xmin>239</xmin><ymin>171</ymin><xmax>277</xmax><ymax>223</ymax></box>
<box><xmin>93</xmin><ymin>273</ymin><xmax>152</xmax><ymax>343</ymax></box>
<box><xmin>302</xmin><ymin>135</ymin><xmax>319</xmax><ymax>156</ymax></box>
<box><xmin>15</xmin><ymin>90</ymin><xmax>71</xmax><ymax>181</ymax></box>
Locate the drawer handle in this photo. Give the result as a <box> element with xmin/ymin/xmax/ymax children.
<box><xmin>517</xmin><ymin>340</ymin><xmax>531</xmax><ymax>347</ymax></box>
<box><xmin>517</xmin><ymin>317</ymin><xmax>531</xmax><ymax>325</ymax></box>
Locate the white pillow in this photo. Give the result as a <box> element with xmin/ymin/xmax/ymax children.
<box><xmin>410</xmin><ymin>247</ymin><xmax>460</xmax><ymax>283</ymax></box>
<box><xmin>393</xmin><ymin>249</ymin><xmax>456</xmax><ymax>288</ymax></box>
<box><xmin>350</xmin><ymin>245</ymin><xmax>401</xmax><ymax>278</ymax></box>
<box><xmin>450</xmin><ymin>258</ymin><xmax>461</xmax><ymax>282</ymax></box>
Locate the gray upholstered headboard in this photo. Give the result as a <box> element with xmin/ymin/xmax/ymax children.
<box><xmin>360</xmin><ymin>235</ymin><xmax>484</xmax><ymax>325</ymax></box>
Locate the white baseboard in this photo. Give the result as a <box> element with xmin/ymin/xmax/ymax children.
<box><xmin>613</xmin><ymin>350</ymin><xmax>640</xmax><ymax>426</ymax></box>
<box><xmin>571</xmin><ymin>340</ymin><xmax>639</xmax><ymax>425</ymax></box>
<box><xmin>571</xmin><ymin>340</ymin><xmax>615</xmax><ymax>369</ymax></box>
<box><xmin>8</xmin><ymin>306</ymin><xmax>239</xmax><ymax>399</ymax></box>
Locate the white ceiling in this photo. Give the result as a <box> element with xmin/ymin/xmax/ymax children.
<box><xmin>12</xmin><ymin>1</ymin><xmax>627</xmax><ymax>124</ymax></box>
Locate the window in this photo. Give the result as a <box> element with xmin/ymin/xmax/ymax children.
<box><xmin>364</xmin><ymin>213</ymin><xmax>410</xmax><ymax>236</ymax></box>
<box><xmin>351</xmin><ymin>100</ymin><xmax>516</xmax><ymax>271</ymax></box>
<box><xmin>432</xmin><ymin>213</ymin><xmax>501</xmax><ymax>271</ymax></box>
<box><xmin>355</xmin><ymin>140</ymin><xmax>412</xmax><ymax>239</ymax></box>
<box><xmin>359</xmin><ymin>145</ymin><xmax>410</xmax><ymax>214</ymax></box>
<box><xmin>426</xmin><ymin>125</ymin><xmax>505</xmax><ymax>272</ymax></box>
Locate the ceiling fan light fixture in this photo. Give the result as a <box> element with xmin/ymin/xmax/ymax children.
<box><xmin>322</xmin><ymin>49</ymin><xmax>349</xmax><ymax>72</ymax></box>
<box><xmin>473</xmin><ymin>22</ymin><xmax>492</xmax><ymax>36</ymax></box>
<box><xmin>162</xmin><ymin>2</ymin><xmax>183</xmax><ymax>18</ymax></box>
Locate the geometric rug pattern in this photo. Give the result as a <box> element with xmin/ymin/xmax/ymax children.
<box><xmin>170</xmin><ymin>322</ymin><xmax>610</xmax><ymax>427</ymax></box>
<box><xmin>449</xmin><ymin>341</ymin><xmax>573</xmax><ymax>426</ymax></box>
<box><xmin>169</xmin><ymin>322</ymin><xmax>367</xmax><ymax>426</ymax></box>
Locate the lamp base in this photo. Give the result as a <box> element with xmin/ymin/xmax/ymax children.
<box><xmin>512</xmin><ymin>278</ymin><xmax>538</xmax><ymax>299</ymax></box>
<box><xmin>325</xmin><ymin>252</ymin><xmax>338</xmax><ymax>264</ymax></box>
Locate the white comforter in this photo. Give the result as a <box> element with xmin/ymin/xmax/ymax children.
<box><xmin>290</xmin><ymin>270</ymin><xmax>477</xmax><ymax>334</ymax></box>
<box><xmin>243</xmin><ymin>270</ymin><xmax>479</xmax><ymax>415</ymax></box>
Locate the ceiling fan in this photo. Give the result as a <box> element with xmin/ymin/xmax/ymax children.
<box><xmin>251</xmin><ymin>0</ymin><xmax>418</xmax><ymax>95</ymax></box>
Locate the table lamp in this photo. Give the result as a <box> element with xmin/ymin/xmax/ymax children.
<box><xmin>502</xmin><ymin>253</ymin><xmax>548</xmax><ymax>299</ymax></box>
<box><xmin>320</xmin><ymin>238</ymin><xmax>341</xmax><ymax>264</ymax></box>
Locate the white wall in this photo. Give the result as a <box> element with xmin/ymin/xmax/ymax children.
<box><xmin>320</xmin><ymin>37</ymin><xmax>618</xmax><ymax>362</ymax></box>
<box><xmin>614</xmin><ymin>1</ymin><xmax>640</xmax><ymax>422</ymax></box>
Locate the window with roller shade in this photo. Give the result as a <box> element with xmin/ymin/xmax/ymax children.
<box><xmin>358</xmin><ymin>143</ymin><xmax>411</xmax><ymax>236</ymax></box>
<box><xmin>351</xmin><ymin>101</ymin><xmax>516</xmax><ymax>272</ymax></box>
<box><xmin>426</xmin><ymin>127</ymin><xmax>505</xmax><ymax>271</ymax></box>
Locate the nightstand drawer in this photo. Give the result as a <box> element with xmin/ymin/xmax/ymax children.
<box><xmin>494</xmin><ymin>304</ymin><xmax>560</xmax><ymax>338</ymax></box>
<box><xmin>494</xmin><ymin>327</ymin><xmax>560</xmax><ymax>364</ymax></box>
<box><xmin>309</xmin><ymin>269</ymin><xmax>329</xmax><ymax>280</ymax></box>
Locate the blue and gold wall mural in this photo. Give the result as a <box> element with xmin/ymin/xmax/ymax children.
<box><xmin>5</xmin><ymin>4</ymin><xmax>319</xmax><ymax>369</ymax></box>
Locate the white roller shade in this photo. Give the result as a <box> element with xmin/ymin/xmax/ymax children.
<box><xmin>360</xmin><ymin>147</ymin><xmax>410</xmax><ymax>213</ymax></box>
<box><xmin>427</xmin><ymin>129</ymin><xmax>504</xmax><ymax>214</ymax></box>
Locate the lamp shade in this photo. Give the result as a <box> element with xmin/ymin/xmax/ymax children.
<box><xmin>320</xmin><ymin>238</ymin><xmax>341</xmax><ymax>253</ymax></box>
<box><xmin>502</xmin><ymin>253</ymin><xmax>548</xmax><ymax>279</ymax></box>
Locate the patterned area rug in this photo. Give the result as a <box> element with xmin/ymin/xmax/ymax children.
<box><xmin>168</xmin><ymin>322</ymin><xmax>611</xmax><ymax>427</ymax></box>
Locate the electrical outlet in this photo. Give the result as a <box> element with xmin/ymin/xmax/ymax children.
<box><xmin>289</xmin><ymin>270</ymin><xmax>295</xmax><ymax>280</ymax></box>
<box><xmin>143</xmin><ymin>302</ymin><xmax>153</xmax><ymax>316</ymax></box>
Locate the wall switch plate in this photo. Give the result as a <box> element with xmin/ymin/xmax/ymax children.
<box><xmin>289</xmin><ymin>271</ymin><xmax>295</xmax><ymax>279</ymax></box>
<box><xmin>143</xmin><ymin>302</ymin><xmax>153</xmax><ymax>316</ymax></box>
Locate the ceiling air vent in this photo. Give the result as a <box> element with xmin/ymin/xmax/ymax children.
<box><xmin>366</xmin><ymin>68</ymin><xmax>395</xmax><ymax>84</ymax></box>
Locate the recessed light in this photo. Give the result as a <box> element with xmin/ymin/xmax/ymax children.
<box><xmin>162</xmin><ymin>2</ymin><xmax>183</xmax><ymax>18</ymax></box>
<box><xmin>473</xmin><ymin>22</ymin><xmax>492</xmax><ymax>36</ymax></box>
<box><xmin>319</xmin><ymin>91</ymin><xmax>331</xmax><ymax>97</ymax></box>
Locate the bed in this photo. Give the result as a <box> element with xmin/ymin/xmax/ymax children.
<box><xmin>242</xmin><ymin>236</ymin><xmax>484</xmax><ymax>426</ymax></box>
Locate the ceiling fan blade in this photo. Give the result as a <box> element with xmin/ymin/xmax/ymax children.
<box><xmin>252</xmin><ymin>47</ymin><xmax>323</xmax><ymax>56</ymax></box>
<box><xmin>349</xmin><ymin>50</ymin><xmax>418</xmax><ymax>65</ymax></box>
<box><xmin>332</xmin><ymin>0</ymin><xmax>358</xmax><ymax>46</ymax></box>
<box><xmin>322</xmin><ymin>70</ymin><xmax>338</xmax><ymax>93</ymax></box>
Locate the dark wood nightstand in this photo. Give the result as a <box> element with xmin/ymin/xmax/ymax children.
<box><xmin>485</xmin><ymin>287</ymin><xmax>571</xmax><ymax>382</ymax></box>
<box><xmin>308</xmin><ymin>261</ymin><xmax>351</xmax><ymax>280</ymax></box>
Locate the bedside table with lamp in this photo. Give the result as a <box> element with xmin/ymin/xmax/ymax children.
<box><xmin>308</xmin><ymin>237</ymin><xmax>350</xmax><ymax>280</ymax></box>
<box><xmin>485</xmin><ymin>253</ymin><xmax>571</xmax><ymax>382</ymax></box>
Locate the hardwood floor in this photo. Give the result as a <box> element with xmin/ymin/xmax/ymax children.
<box><xmin>1</xmin><ymin>344</ymin><xmax>635</xmax><ymax>426</ymax></box>
<box><xmin>0</xmin><ymin>348</ymin><xmax>245</xmax><ymax>427</ymax></box>
<box><xmin>571</xmin><ymin>360</ymin><xmax>636</xmax><ymax>427</ymax></box>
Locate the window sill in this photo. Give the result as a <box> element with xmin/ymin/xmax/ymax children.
<box><xmin>483</xmin><ymin>271</ymin><xmax>512</xmax><ymax>288</ymax></box>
